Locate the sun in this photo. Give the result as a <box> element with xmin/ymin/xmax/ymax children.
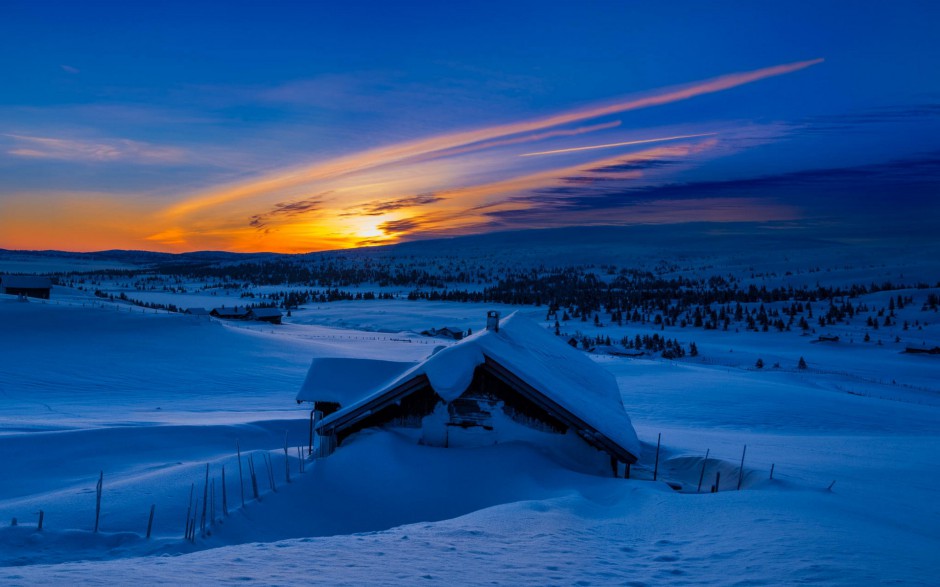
<box><xmin>347</xmin><ymin>216</ymin><xmax>389</xmax><ymax>242</ymax></box>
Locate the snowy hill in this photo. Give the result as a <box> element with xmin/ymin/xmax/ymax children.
<box><xmin>1</xmin><ymin>282</ymin><xmax>938</xmax><ymax>584</ymax></box>
<box><xmin>1</xmin><ymin>230</ymin><xmax>939</xmax><ymax>584</ymax></box>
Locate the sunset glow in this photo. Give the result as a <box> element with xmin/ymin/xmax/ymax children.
<box><xmin>1</xmin><ymin>4</ymin><xmax>937</xmax><ymax>253</ymax></box>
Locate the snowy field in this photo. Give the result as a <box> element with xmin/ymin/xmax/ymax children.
<box><xmin>1</xmin><ymin>266</ymin><xmax>939</xmax><ymax>584</ymax></box>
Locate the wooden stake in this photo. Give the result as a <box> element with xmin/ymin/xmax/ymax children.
<box><xmin>770</xmin><ymin>463</ymin><xmax>775</xmax><ymax>480</ymax></box>
<box><xmin>222</xmin><ymin>466</ymin><xmax>228</xmax><ymax>517</ymax></box>
<box><xmin>184</xmin><ymin>483</ymin><xmax>193</xmax><ymax>539</ymax></box>
<box><xmin>308</xmin><ymin>410</ymin><xmax>315</xmax><ymax>455</ymax></box>
<box><xmin>237</xmin><ymin>440</ymin><xmax>245</xmax><ymax>508</ymax></box>
<box><xmin>653</xmin><ymin>433</ymin><xmax>661</xmax><ymax>481</ymax></box>
<box><xmin>190</xmin><ymin>498</ymin><xmax>199</xmax><ymax>542</ymax></box>
<box><xmin>697</xmin><ymin>449</ymin><xmax>710</xmax><ymax>493</ymax></box>
<box><xmin>737</xmin><ymin>445</ymin><xmax>747</xmax><ymax>490</ymax></box>
<box><xmin>284</xmin><ymin>432</ymin><xmax>291</xmax><ymax>484</ymax></box>
<box><xmin>210</xmin><ymin>479</ymin><xmax>216</xmax><ymax>527</ymax></box>
<box><xmin>713</xmin><ymin>470</ymin><xmax>721</xmax><ymax>493</ymax></box>
<box><xmin>38</xmin><ymin>510</ymin><xmax>44</xmax><ymax>532</ymax></box>
<box><xmin>248</xmin><ymin>454</ymin><xmax>260</xmax><ymax>500</ymax></box>
<box><xmin>146</xmin><ymin>504</ymin><xmax>155</xmax><ymax>539</ymax></box>
<box><xmin>200</xmin><ymin>464</ymin><xmax>209</xmax><ymax>536</ymax></box>
<box><xmin>263</xmin><ymin>452</ymin><xmax>277</xmax><ymax>492</ymax></box>
<box><xmin>297</xmin><ymin>446</ymin><xmax>304</xmax><ymax>474</ymax></box>
<box><xmin>94</xmin><ymin>471</ymin><xmax>103</xmax><ymax>533</ymax></box>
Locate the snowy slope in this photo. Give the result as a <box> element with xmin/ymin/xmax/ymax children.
<box><xmin>1</xmin><ymin>287</ymin><xmax>938</xmax><ymax>584</ymax></box>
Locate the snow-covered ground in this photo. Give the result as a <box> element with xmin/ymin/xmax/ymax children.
<box><xmin>1</xmin><ymin>273</ymin><xmax>939</xmax><ymax>584</ymax></box>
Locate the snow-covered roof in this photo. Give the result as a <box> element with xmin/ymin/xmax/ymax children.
<box><xmin>1</xmin><ymin>275</ymin><xmax>52</xmax><ymax>289</ymax></box>
<box><xmin>249</xmin><ymin>308</ymin><xmax>283</xmax><ymax>318</ymax></box>
<box><xmin>211</xmin><ymin>307</ymin><xmax>248</xmax><ymax>317</ymax></box>
<box><xmin>319</xmin><ymin>312</ymin><xmax>640</xmax><ymax>460</ymax></box>
<box><xmin>296</xmin><ymin>358</ymin><xmax>420</xmax><ymax>405</ymax></box>
<box><xmin>185</xmin><ymin>307</ymin><xmax>211</xmax><ymax>315</ymax></box>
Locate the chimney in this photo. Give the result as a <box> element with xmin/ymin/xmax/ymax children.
<box><xmin>486</xmin><ymin>310</ymin><xmax>500</xmax><ymax>332</ymax></box>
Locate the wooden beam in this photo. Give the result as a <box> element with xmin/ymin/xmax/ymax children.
<box><xmin>317</xmin><ymin>375</ymin><xmax>431</xmax><ymax>435</ymax></box>
<box><xmin>483</xmin><ymin>357</ymin><xmax>637</xmax><ymax>464</ymax></box>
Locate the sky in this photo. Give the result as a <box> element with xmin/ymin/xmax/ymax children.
<box><xmin>0</xmin><ymin>1</ymin><xmax>938</xmax><ymax>253</ymax></box>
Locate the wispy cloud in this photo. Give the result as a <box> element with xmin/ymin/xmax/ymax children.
<box><xmin>345</xmin><ymin>193</ymin><xmax>445</xmax><ymax>216</ymax></box>
<box><xmin>60</xmin><ymin>64</ymin><xmax>80</xmax><ymax>74</ymax></box>
<box><xmin>248</xmin><ymin>194</ymin><xmax>328</xmax><ymax>230</ymax></box>
<box><xmin>519</xmin><ymin>132</ymin><xmax>717</xmax><ymax>157</ymax></box>
<box><xmin>378</xmin><ymin>218</ymin><xmax>421</xmax><ymax>235</ymax></box>
<box><xmin>163</xmin><ymin>58</ymin><xmax>823</xmax><ymax>218</ymax></box>
<box><xmin>3</xmin><ymin>133</ymin><xmax>186</xmax><ymax>164</ymax></box>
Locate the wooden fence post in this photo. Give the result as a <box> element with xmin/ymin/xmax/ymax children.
<box><xmin>210</xmin><ymin>479</ymin><xmax>216</xmax><ymax>527</ymax></box>
<box><xmin>184</xmin><ymin>483</ymin><xmax>193</xmax><ymax>539</ymax></box>
<box><xmin>200</xmin><ymin>464</ymin><xmax>209</xmax><ymax>536</ymax></box>
<box><xmin>94</xmin><ymin>471</ymin><xmax>103</xmax><ymax>533</ymax></box>
<box><xmin>697</xmin><ymin>449</ymin><xmax>710</xmax><ymax>493</ymax></box>
<box><xmin>248</xmin><ymin>454</ymin><xmax>260</xmax><ymax>500</ymax></box>
<box><xmin>222</xmin><ymin>466</ymin><xmax>228</xmax><ymax>517</ymax></box>
<box><xmin>737</xmin><ymin>445</ymin><xmax>747</xmax><ymax>490</ymax></box>
<box><xmin>146</xmin><ymin>504</ymin><xmax>155</xmax><ymax>539</ymax></box>
<box><xmin>284</xmin><ymin>432</ymin><xmax>291</xmax><ymax>484</ymax></box>
<box><xmin>237</xmin><ymin>440</ymin><xmax>245</xmax><ymax>508</ymax></box>
<box><xmin>653</xmin><ymin>433</ymin><xmax>661</xmax><ymax>481</ymax></box>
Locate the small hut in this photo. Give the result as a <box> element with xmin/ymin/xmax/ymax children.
<box><xmin>1</xmin><ymin>275</ymin><xmax>52</xmax><ymax>299</ymax></box>
<box><xmin>298</xmin><ymin>312</ymin><xmax>640</xmax><ymax>474</ymax></box>
<box><xmin>210</xmin><ymin>306</ymin><xmax>249</xmax><ymax>320</ymax></box>
<box><xmin>248</xmin><ymin>307</ymin><xmax>283</xmax><ymax>324</ymax></box>
<box><xmin>420</xmin><ymin>326</ymin><xmax>464</xmax><ymax>340</ymax></box>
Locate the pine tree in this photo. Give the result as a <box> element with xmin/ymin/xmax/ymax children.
<box><xmin>755</xmin><ymin>358</ymin><xmax>764</xmax><ymax>369</ymax></box>
<box><xmin>798</xmin><ymin>356</ymin><xmax>808</xmax><ymax>370</ymax></box>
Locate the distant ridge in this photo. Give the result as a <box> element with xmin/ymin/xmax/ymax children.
<box><xmin>0</xmin><ymin>248</ymin><xmax>276</xmax><ymax>265</ymax></box>
<box><xmin>2</xmin><ymin>221</ymin><xmax>935</xmax><ymax>268</ymax></box>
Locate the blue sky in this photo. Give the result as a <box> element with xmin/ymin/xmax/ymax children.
<box><xmin>1</xmin><ymin>1</ymin><xmax>938</xmax><ymax>252</ymax></box>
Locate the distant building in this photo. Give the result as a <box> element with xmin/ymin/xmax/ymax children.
<box><xmin>248</xmin><ymin>307</ymin><xmax>283</xmax><ymax>324</ymax></box>
<box><xmin>298</xmin><ymin>311</ymin><xmax>640</xmax><ymax>475</ymax></box>
<box><xmin>436</xmin><ymin>327</ymin><xmax>464</xmax><ymax>340</ymax></box>
<box><xmin>210</xmin><ymin>306</ymin><xmax>249</xmax><ymax>320</ymax></box>
<box><xmin>1</xmin><ymin>275</ymin><xmax>52</xmax><ymax>299</ymax></box>
<box><xmin>420</xmin><ymin>326</ymin><xmax>464</xmax><ymax>340</ymax></box>
<box><xmin>184</xmin><ymin>307</ymin><xmax>212</xmax><ymax>319</ymax></box>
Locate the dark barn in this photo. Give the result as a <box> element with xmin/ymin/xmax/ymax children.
<box><xmin>210</xmin><ymin>306</ymin><xmax>249</xmax><ymax>320</ymax></box>
<box><xmin>1</xmin><ymin>275</ymin><xmax>52</xmax><ymax>299</ymax></box>
<box><xmin>248</xmin><ymin>307</ymin><xmax>283</xmax><ymax>324</ymax></box>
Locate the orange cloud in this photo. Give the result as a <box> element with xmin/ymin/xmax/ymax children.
<box><xmin>163</xmin><ymin>59</ymin><xmax>822</xmax><ymax>219</ymax></box>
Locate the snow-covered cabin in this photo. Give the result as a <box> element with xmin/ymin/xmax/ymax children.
<box><xmin>248</xmin><ymin>307</ymin><xmax>283</xmax><ymax>324</ymax></box>
<box><xmin>420</xmin><ymin>326</ymin><xmax>465</xmax><ymax>340</ymax></box>
<box><xmin>300</xmin><ymin>312</ymin><xmax>640</xmax><ymax>474</ymax></box>
<box><xmin>1</xmin><ymin>275</ymin><xmax>52</xmax><ymax>299</ymax></box>
<box><xmin>210</xmin><ymin>306</ymin><xmax>249</xmax><ymax>320</ymax></box>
